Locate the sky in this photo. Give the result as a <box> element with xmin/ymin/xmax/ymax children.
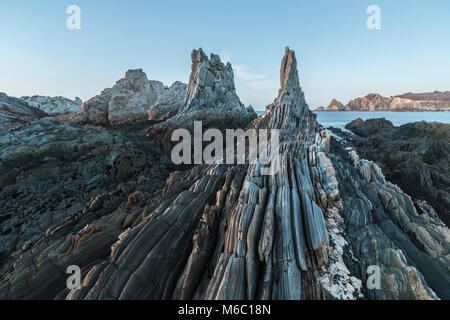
<box><xmin>0</xmin><ymin>0</ymin><xmax>449</xmax><ymax>110</ymax></box>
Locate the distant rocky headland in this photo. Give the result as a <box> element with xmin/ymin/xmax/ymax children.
<box><xmin>315</xmin><ymin>92</ymin><xmax>450</xmax><ymax>112</ymax></box>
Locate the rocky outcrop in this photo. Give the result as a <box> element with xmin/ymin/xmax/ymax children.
<box><xmin>345</xmin><ymin>117</ymin><xmax>394</xmax><ymax>137</ymax></box>
<box><xmin>255</xmin><ymin>47</ymin><xmax>316</xmax><ymax>132</ymax></box>
<box><xmin>346</xmin><ymin>94</ymin><xmax>392</xmax><ymax>111</ymax></box>
<box><xmin>315</xmin><ymin>92</ymin><xmax>450</xmax><ymax>111</ymax></box>
<box><xmin>0</xmin><ymin>117</ymin><xmax>174</xmax><ymax>298</ymax></box>
<box><xmin>70</xmin><ymin>69</ymin><xmax>166</xmax><ymax>125</ymax></box>
<box><xmin>64</xmin><ymin>47</ymin><xmax>346</xmax><ymax>300</ymax></box>
<box><xmin>0</xmin><ymin>48</ymin><xmax>448</xmax><ymax>301</ymax></box>
<box><xmin>315</xmin><ymin>99</ymin><xmax>346</xmax><ymax>112</ymax></box>
<box><xmin>148</xmin><ymin>81</ymin><xmax>187</xmax><ymax>120</ymax></box>
<box><xmin>336</xmin><ymin>118</ymin><xmax>450</xmax><ymax>227</ymax></box>
<box><xmin>0</xmin><ymin>93</ymin><xmax>48</xmax><ymax>131</ymax></box>
<box><xmin>147</xmin><ymin>49</ymin><xmax>257</xmax><ymax>150</ymax></box>
<box><xmin>64</xmin><ymin>47</ymin><xmax>448</xmax><ymax>300</ymax></box>
<box><xmin>21</xmin><ymin>96</ymin><xmax>82</xmax><ymax>115</ymax></box>
<box><xmin>329</xmin><ymin>143</ymin><xmax>449</xmax><ymax>299</ymax></box>
<box><xmin>179</xmin><ymin>49</ymin><xmax>255</xmax><ymax>122</ymax></box>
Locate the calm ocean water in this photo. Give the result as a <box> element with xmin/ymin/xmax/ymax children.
<box><xmin>255</xmin><ymin>110</ymin><xmax>450</xmax><ymax>130</ymax></box>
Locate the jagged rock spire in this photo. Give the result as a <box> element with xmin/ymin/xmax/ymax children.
<box><xmin>146</xmin><ymin>48</ymin><xmax>256</xmax><ymax>151</ymax></box>
<box><xmin>180</xmin><ymin>48</ymin><xmax>244</xmax><ymax>114</ymax></box>
<box><xmin>280</xmin><ymin>46</ymin><xmax>300</xmax><ymax>93</ymax></box>
<box><xmin>256</xmin><ymin>46</ymin><xmax>315</xmax><ymax>132</ymax></box>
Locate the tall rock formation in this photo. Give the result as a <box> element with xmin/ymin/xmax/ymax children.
<box><xmin>0</xmin><ymin>47</ymin><xmax>448</xmax><ymax>301</ymax></box>
<box><xmin>179</xmin><ymin>48</ymin><xmax>255</xmax><ymax>124</ymax></box>
<box><xmin>67</xmin><ymin>47</ymin><xmax>449</xmax><ymax>300</ymax></box>
<box><xmin>70</xmin><ymin>69</ymin><xmax>166</xmax><ymax>125</ymax></box>
<box><xmin>147</xmin><ymin>48</ymin><xmax>257</xmax><ymax>150</ymax></box>
<box><xmin>65</xmin><ymin>47</ymin><xmax>344</xmax><ymax>300</ymax></box>
<box><xmin>256</xmin><ymin>47</ymin><xmax>315</xmax><ymax>132</ymax></box>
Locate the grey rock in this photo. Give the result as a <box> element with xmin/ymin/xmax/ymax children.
<box><xmin>70</xmin><ymin>69</ymin><xmax>165</xmax><ymax>125</ymax></box>
<box><xmin>147</xmin><ymin>49</ymin><xmax>257</xmax><ymax>150</ymax></box>
<box><xmin>21</xmin><ymin>96</ymin><xmax>82</xmax><ymax>115</ymax></box>
<box><xmin>0</xmin><ymin>93</ymin><xmax>48</xmax><ymax>131</ymax></box>
<box><xmin>0</xmin><ymin>47</ymin><xmax>448</xmax><ymax>301</ymax></box>
<box><xmin>341</xmin><ymin>118</ymin><xmax>450</xmax><ymax>226</ymax></box>
<box><xmin>148</xmin><ymin>81</ymin><xmax>187</xmax><ymax>120</ymax></box>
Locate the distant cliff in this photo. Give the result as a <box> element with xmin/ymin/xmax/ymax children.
<box><xmin>315</xmin><ymin>91</ymin><xmax>450</xmax><ymax>111</ymax></box>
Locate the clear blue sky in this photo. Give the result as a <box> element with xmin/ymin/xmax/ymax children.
<box><xmin>1</xmin><ymin>0</ymin><xmax>449</xmax><ymax>110</ymax></box>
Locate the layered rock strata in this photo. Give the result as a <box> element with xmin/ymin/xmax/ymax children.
<box><xmin>335</xmin><ymin>118</ymin><xmax>449</xmax><ymax>226</ymax></box>
<box><xmin>0</xmin><ymin>48</ymin><xmax>448</xmax><ymax>300</ymax></box>
<box><xmin>147</xmin><ymin>49</ymin><xmax>257</xmax><ymax>150</ymax></box>
<box><xmin>0</xmin><ymin>93</ymin><xmax>48</xmax><ymax>131</ymax></box>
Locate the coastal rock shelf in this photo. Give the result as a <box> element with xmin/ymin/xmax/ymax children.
<box><xmin>335</xmin><ymin>118</ymin><xmax>450</xmax><ymax>227</ymax></box>
<box><xmin>0</xmin><ymin>48</ymin><xmax>448</xmax><ymax>300</ymax></box>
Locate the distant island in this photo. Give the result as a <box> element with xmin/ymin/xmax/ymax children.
<box><xmin>314</xmin><ymin>91</ymin><xmax>450</xmax><ymax>111</ymax></box>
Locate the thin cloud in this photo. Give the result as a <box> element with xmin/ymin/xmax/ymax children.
<box><xmin>233</xmin><ymin>65</ymin><xmax>267</xmax><ymax>82</ymax></box>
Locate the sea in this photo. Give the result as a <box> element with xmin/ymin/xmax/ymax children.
<box><xmin>255</xmin><ymin>110</ymin><xmax>450</xmax><ymax>130</ymax></box>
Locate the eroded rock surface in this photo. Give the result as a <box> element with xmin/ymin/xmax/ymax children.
<box><xmin>148</xmin><ymin>81</ymin><xmax>187</xmax><ymax>121</ymax></box>
<box><xmin>337</xmin><ymin>118</ymin><xmax>450</xmax><ymax>226</ymax></box>
<box><xmin>329</xmin><ymin>144</ymin><xmax>450</xmax><ymax>299</ymax></box>
<box><xmin>70</xmin><ymin>69</ymin><xmax>165</xmax><ymax>125</ymax></box>
<box><xmin>0</xmin><ymin>48</ymin><xmax>448</xmax><ymax>301</ymax></box>
<box><xmin>0</xmin><ymin>93</ymin><xmax>48</xmax><ymax>131</ymax></box>
<box><xmin>21</xmin><ymin>96</ymin><xmax>82</xmax><ymax>115</ymax></box>
<box><xmin>0</xmin><ymin>118</ymin><xmax>173</xmax><ymax>298</ymax></box>
<box><xmin>147</xmin><ymin>49</ymin><xmax>257</xmax><ymax>150</ymax></box>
